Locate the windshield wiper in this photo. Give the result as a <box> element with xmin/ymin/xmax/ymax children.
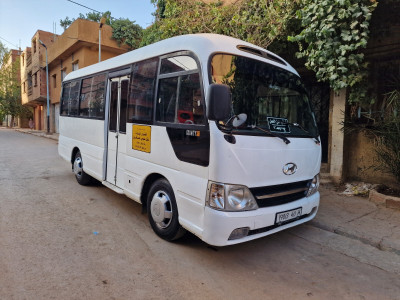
<box><xmin>289</xmin><ymin>122</ymin><xmax>320</xmax><ymax>145</ymax></box>
<box><xmin>251</xmin><ymin>126</ymin><xmax>290</xmax><ymax>145</ymax></box>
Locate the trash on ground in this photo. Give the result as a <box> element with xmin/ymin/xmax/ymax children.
<box><xmin>341</xmin><ymin>182</ymin><xmax>378</xmax><ymax>197</ymax></box>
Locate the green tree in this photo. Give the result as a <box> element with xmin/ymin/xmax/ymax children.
<box><xmin>111</xmin><ymin>18</ymin><xmax>143</xmax><ymax>49</ymax></box>
<box><xmin>142</xmin><ymin>0</ymin><xmax>300</xmax><ymax>48</ymax></box>
<box><xmin>288</xmin><ymin>0</ymin><xmax>378</xmax><ymax>104</ymax></box>
<box><xmin>0</xmin><ymin>42</ymin><xmax>29</xmax><ymax>127</ymax></box>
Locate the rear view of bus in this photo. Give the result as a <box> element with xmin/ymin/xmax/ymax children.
<box><xmin>58</xmin><ymin>34</ymin><xmax>320</xmax><ymax>246</ymax></box>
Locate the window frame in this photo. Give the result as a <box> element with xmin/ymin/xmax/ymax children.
<box><xmin>60</xmin><ymin>71</ymin><xmax>108</xmax><ymax>119</ymax></box>
<box><xmin>60</xmin><ymin>79</ymin><xmax>81</xmax><ymax>117</ymax></box>
<box><xmin>79</xmin><ymin>73</ymin><xmax>107</xmax><ymax>119</ymax></box>
<box><xmin>153</xmin><ymin>51</ymin><xmax>208</xmax><ymax>130</ymax></box>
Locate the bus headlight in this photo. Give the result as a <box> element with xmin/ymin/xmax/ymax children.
<box><xmin>207</xmin><ymin>182</ymin><xmax>258</xmax><ymax>211</ymax></box>
<box><xmin>307</xmin><ymin>174</ymin><xmax>320</xmax><ymax>197</ymax></box>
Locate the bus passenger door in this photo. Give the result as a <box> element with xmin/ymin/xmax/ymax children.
<box><xmin>107</xmin><ymin>76</ymin><xmax>128</xmax><ymax>187</ymax></box>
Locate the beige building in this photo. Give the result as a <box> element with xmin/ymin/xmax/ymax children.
<box><xmin>20</xmin><ymin>19</ymin><xmax>129</xmax><ymax>133</ymax></box>
<box><xmin>20</xmin><ymin>30</ymin><xmax>55</xmax><ymax>130</ymax></box>
<box><xmin>47</xmin><ymin>18</ymin><xmax>129</xmax><ymax>133</ymax></box>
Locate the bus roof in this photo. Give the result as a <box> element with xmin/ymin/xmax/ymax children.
<box><xmin>63</xmin><ymin>33</ymin><xmax>298</xmax><ymax>82</ymax></box>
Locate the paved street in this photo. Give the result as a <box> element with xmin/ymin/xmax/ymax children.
<box><xmin>1</xmin><ymin>128</ymin><xmax>399</xmax><ymax>300</ymax></box>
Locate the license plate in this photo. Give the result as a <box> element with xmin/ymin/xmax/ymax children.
<box><xmin>275</xmin><ymin>207</ymin><xmax>302</xmax><ymax>224</ymax></box>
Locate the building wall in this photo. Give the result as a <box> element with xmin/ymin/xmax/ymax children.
<box><xmin>20</xmin><ymin>30</ymin><xmax>55</xmax><ymax>130</ymax></box>
<box><xmin>20</xmin><ymin>48</ymin><xmax>31</xmax><ymax>106</ymax></box>
<box><xmin>43</xmin><ymin>19</ymin><xmax>129</xmax><ymax>132</ymax></box>
<box><xmin>344</xmin><ymin>131</ymin><xmax>398</xmax><ymax>188</ymax></box>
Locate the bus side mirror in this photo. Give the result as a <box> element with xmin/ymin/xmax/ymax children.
<box><xmin>207</xmin><ymin>84</ymin><xmax>232</xmax><ymax>121</ymax></box>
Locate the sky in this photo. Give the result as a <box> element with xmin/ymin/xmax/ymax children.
<box><xmin>0</xmin><ymin>0</ymin><xmax>156</xmax><ymax>51</ymax></box>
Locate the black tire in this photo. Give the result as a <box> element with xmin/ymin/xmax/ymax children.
<box><xmin>73</xmin><ymin>151</ymin><xmax>93</xmax><ymax>186</ymax></box>
<box><xmin>147</xmin><ymin>179</ymin><xmax>186</xmax><ymax>241</ymax></box>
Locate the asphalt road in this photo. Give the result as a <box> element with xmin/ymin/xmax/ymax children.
<box><xmin>0</xmin><ymin>128</ymin><xmax>399</xmax><ymax>300</ymax></box>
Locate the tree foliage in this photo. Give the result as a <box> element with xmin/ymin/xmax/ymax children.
<box><xmin>0</xmin><ymin>42</ymin><xmax>30</xmax><ymax>126</ymax></box>
<box><xmin>111</xmin><ymin>19</ymin><xmax>143</xmax><ymax>49</ymax></box>
<box><xmin>288</xmin><ymin>0</ymin><xmax>377</xmax><ymax>103</ymax></box>
<box><xmin>142</xmin><ymin>0</ymin><xmax>300</xmax><ymax>48</ymax></box>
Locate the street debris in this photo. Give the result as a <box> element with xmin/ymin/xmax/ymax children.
<box><xmin>341</xmin><ymin>182</ymin><xmax>378</xmax><ymax>197</ymax></box>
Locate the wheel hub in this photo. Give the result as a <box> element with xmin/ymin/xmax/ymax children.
<box><xmin>73</xmin><ymin>157</ymin><xmax>82</xmax><ymax>178</ymax></box>
<box><xmin>150</xmin><ymin>191</ymin><xmax>173</xmax><ymax>228</ymax></box>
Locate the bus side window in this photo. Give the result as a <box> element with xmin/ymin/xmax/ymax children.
<box><xmin>156</xmin><ymin>72</ymin><xmax>204</xmax><ymax>125</ymax></box>
<box><xmin>79</xmin><ymin>74</ymin><xmax>106</xmax><ymax>119</ymax></box>
<box><xmin>60</xmin><ymin>82</ymin><xmax>71</xmax><ymax>116</ymax></box>
<box><xmin>128</xmin><ymin>57</ymin><xmax>158</xmax><ymax>123</ymax></box>
<box><xmin>60</xmin><ymin>80</ymin><xmax>80</xmax><ymax>116</ymax></box>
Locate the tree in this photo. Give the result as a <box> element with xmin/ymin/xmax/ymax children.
<box><xmin>111</xmin><ymin>18</ymin><xmax>143</xmax><ymax>49</ymax></box>
<box><xmin>0</xmin><ymin>42</ymin><xmax>30</xmax><ymax>127</ymax></box>
<box><xmin>288</xmin><ymin>0</ymin><xmax>378</xmax><ymax>105</ymax></box>
<box><xmin>141</xmin><ymin>0</ymin><xmax>300</xmax><ymax>48</ymax></box>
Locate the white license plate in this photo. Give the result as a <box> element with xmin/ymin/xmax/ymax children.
<box><xmin>275</xmin><ymin>207</ymin><xmax>302</xmax><ymax>224</ymax></box>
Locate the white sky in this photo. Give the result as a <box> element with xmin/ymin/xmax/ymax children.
<box><xmin>0</xmin><ymin>0</ymin><xmax>156</xmax><ymax>50</ymax></box>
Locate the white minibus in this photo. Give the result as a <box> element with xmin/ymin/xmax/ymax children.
<box><xmin>58</xmin><ymin>34</ymin><xmax>321</xmax><ymax>246</ymax></box>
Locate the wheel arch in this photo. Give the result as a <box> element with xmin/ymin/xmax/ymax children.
<box><xmin>71</xmin><ymin>147</ymin><xmax>80</xmax><ymax>165</ymax></box>
<box><xmin>140</xmin><ymin>173</ymin><xmax>168</xmax><ymax>213</ymax></box>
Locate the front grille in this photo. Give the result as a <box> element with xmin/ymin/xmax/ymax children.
<box><xmin>250</xmin><ymin>180</ymin><xmax>311</xmax><ymax>208</ymax></box>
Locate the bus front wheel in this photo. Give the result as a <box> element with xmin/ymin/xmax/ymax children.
<box><xmin>73</xmin><ymin>151</ymin><xmax>92</xmax><ymax>186</ymax></box>
<box><xmin>147</xmin><ymin>179</ymin><xmax>186</xmax><ymax>241</ymax></box>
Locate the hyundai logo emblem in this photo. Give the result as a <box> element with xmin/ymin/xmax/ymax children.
<box><xmin>283</xmin><ymin>163</ymin><xmax>297</xmax><ymax>175</ymax></box>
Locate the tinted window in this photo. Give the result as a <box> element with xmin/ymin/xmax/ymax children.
<box><xmin>156</xmin><ymin>73</ymin><xmax>204</xmax><ymax>125</ymax></box>
<box><xmin>60</xmin><ymin>80</ymin><xmax>80</xmax><ymax>116</ymax></box>
<box><xmin>160</xmin><ymin>56</ymin><xmax>197</xmax><ymax>74</ymax></box>
<box><xmin>79</xmin><ymin>74</ymin><xmax>106</xmax><ymax>118</ymax></box>
<box><xmin>127</xmin><ymin>58</ymin><xmax>158</xmax><ymax>123</ymax></box>
<box><xmin>119</xmin><ymin>80</ymin><xmax>128</xmax><ymax>133</ymax></box>
<box><xmin>156</xmin><ymin>77</ymin><xmax>178</xmax><ymax>122</ymax></box>
<box><xmin>109</xmin><ymin>81</ymin><xmax>118</xmax><ymax>132</ymax></box>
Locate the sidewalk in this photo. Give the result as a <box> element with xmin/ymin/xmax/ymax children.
<box><xmin>10</xmin><ymin>127</ymin><xmax>400</xmax><ymax>256</ymax></box>
<box><xmin>314</xmin><ymin>183</ymin><xmax>400</xmax><ymax>255</ymax></box>
<box><xmin>14</xmin><ymin>128</ymin><xmax>59</xmax><ymax>141</ymax></box>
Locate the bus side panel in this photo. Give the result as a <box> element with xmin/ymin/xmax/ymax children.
<box><xmin>124</xmin><ymin>124</ymin><xmax>209</xmax><ymax>238</ymax></box>
<box><xmin>58</xmin><ymin>117</ymin><xmax>105</xmax><ymax>181</ymax></box>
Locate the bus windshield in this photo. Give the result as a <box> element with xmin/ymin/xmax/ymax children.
<box><xmin>210</xmin><ymin>54</ymin><xmax>318</xmax><ymax>138</ymax></box>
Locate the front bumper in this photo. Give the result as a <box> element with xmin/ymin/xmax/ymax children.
<box><xmin>201</xmin><ymin>191</ymin><xmax>319</xmax><ymax>246</ymax></box>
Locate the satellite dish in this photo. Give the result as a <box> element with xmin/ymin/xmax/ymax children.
<box><xmin>232</xmin><ymin>113</ymin><xmax>247</xmax><ymax>127</ymax></box>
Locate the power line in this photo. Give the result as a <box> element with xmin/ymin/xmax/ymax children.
<box><xmin>66</xmin><ymin>0</ymin><xmax>116</xmax><ymax>20</ymax></box>
<box><xmin>0</xmin><ymin>36</ymin><xmax>19</xmax><ymax>49</ymax></box>
<box><xmin>66</xmin><ymin>0</ymin><xmax>102</xmax><ymax>14</ymax></box>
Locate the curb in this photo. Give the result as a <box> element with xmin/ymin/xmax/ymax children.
<box><xmin>14</xmin><ymin>129</ymin><xmax>59</xmax><ymax>141</ymax></box>
<box><xmin>309</xmin><ymin>219</ymin><xmax>400</xmax><ymax>256</ymax></box>
<box><xmin>369</xmin><ymin>189</ymin><xmax>400</xmax><ymax>210</ymax></box>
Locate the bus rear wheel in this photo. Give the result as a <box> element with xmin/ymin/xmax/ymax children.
<box><xmin>73</xmin><ymin>151</ymin><xmax>92</xmax><ymax>186</ymax></box>
<box><xmin>147</xmin><ymin>179</ymin><xmax>186</xmax><ymax>241</ymax></box>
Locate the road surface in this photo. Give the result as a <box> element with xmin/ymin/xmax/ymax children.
<box><xmin>0</xmin><ymin>128</ymin><xmax>399</xmax><ymax>299</ymax></box>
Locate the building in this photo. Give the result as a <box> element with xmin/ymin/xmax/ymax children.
<box><xmin>20</xmin><ymin>30</ymin><xmax>55</xmax><ymax>131</ymax></box>
<box><xmin>20</xmin><ymin>19</ymin><xmax>129</xmax><ymax>133</ymax></box>
<box><xmin>46</xmin><ymin>18</ymin><xmax>129</xmax><ymax>133</ymax></box>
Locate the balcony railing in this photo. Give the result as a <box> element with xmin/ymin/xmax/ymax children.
<box><xmin>28</xmin><ymin>86</ymin><xmax>32</xmax><ymax>96</ymax></box>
